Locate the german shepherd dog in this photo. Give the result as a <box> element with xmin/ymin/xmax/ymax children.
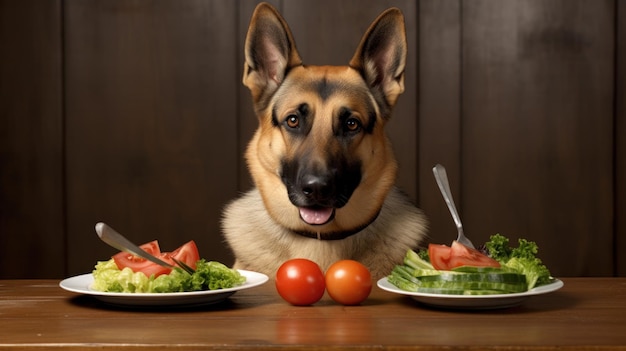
<box><xmin>222</xmin><ymin>3</ymin><xmax>427</xmax><ymax>279</ymax></box>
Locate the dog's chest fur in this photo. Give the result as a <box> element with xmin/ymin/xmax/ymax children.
<box><xmin>222</xmin><ymin>187</ymin><xmax>426</xmax><ymax>279</ymax></box>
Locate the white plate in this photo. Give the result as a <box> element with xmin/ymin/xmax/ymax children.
<box><xmin>377</xmin><ymin>277</ymin><xmax>563</xmax><ymax>310</ymax></box>
<box><xmin>60</xmin><ymin>270</ymin><xmax>268</xmax><ymax>307</ymax></box>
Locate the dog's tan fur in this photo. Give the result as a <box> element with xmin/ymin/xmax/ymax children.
<box><xmin>222</xmin><ymin>3</ymin><xmax>427</xmax><ymax>279</ymax></box>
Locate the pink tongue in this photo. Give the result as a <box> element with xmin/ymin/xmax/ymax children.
<box><xmin>299</xmin><ymin>207</ymin><xmax>333</xmax><ymax>225</ymax></box>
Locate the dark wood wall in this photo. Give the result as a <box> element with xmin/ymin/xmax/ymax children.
<box><xmin>1</xmin><ymin>0</ymin><xmax>624</xmax><ymax>279</ymax></box>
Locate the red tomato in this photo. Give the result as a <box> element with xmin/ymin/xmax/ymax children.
<box><xmin>325</xmin><ymin>260</ymin><xmax>372</xmax><ymax>305</ymax></box>
<box><xmin>275</xmin><ymin>259</ymin><xmax>326</xmax><ymax>306</ymax></box>
<box><xmin>429</xmin><ymin>241</ymin><xmax>500</xmax><ymax>270</ymax></box>
<box><xmin>112</xmin><ymin>240</ymin><xmax>200</xmax><ymax>277</ymax></box>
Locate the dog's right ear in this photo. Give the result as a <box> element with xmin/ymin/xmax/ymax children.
<box><xmin>243</xmin><ymin>3</ymin><xmax>303</xmax><ymax>109</ymax></box>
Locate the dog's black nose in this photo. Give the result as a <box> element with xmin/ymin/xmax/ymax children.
<box><xmin>301</xmin><ymin>174</ymin><xmax>332</xmax><ymax>202</ymax></box>
<box><xmin>281</xmin><ymin>158</ymin><xmax>361</xmax><ymax>209</ymax></box>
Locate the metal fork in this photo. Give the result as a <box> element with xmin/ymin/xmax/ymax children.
<box><xmin>432</xmin><ymin>164</ymin><xmax>476</xmax><ymax>249</ymax></box>
<box><xmin>170</xmin><ymin>257</ymin><xmax>196</xmax><ymax>275</ymax></box>
<box><xmin>95</xmin><ymin>222</ymin><xmax>195</xmax><ymax>274</ymax></box>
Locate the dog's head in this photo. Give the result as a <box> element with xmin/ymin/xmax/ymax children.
<box><xmin>243</xmin><ymin>3</ymin><xmax>407</xmax><ymax>239</ymax></box>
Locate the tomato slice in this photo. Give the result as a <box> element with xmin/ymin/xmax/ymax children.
<box><xmin>428</xmin><ymin>244</ymin><xmax>452</xmax><ymax>271</ymax></box>
<box><xmin>429</xmin><ymin>241</ymin><xmax>500</xmax><ymax>270</ymax></box>
<box><xmin>112</xmin><ymin>240</ymin><xmax>200</xmax><ymax>277</ymax></box>
<box><xmin>167</xmin><ymin>240</ymin><xmax>200</xmax><ymax>270</ymax></box>
<box><xmin>112</xmin><ymin>240</ymin><xmax>171</xmax><ymax>277</ymax></box>
<box><xmin>449</xmin><ymin>240</ymin><xmax>500</xmax><ymax>269</ymax></box>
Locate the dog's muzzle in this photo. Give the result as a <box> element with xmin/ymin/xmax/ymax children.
<box><xmin>285</xmin><ymin>175</ymin><xmax>333</xmax><ymax>225</ymax></box>
<box><xmin>282</xmin><ymin>163</ymin><xmax>361</xmax><ymax>226</ymax></box>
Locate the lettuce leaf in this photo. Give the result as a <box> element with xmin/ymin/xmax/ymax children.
<box><xmin>484</xmin><ymin>234</ymin><xmax>552</xmax><ymax>289</ymax></box>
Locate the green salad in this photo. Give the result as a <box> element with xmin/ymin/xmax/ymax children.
<box><xmin>92</xmin><ymin>259</ymin><xmax>246</xmax><ymax>293</ymax></box>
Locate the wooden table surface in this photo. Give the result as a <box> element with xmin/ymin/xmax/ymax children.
<box><xmin>1</xmin><ymin>277</ymin><xmax>625</xmax><ymax>350</ymax></box>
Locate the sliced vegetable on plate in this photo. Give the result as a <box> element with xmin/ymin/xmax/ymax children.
<box><xmin>428</xmin><ymin>240</ymin><xmax>501</xmax><ymax>271</ymax></box>
<box><xmin>111</xmin><ymin>240</ymin><xmax>199</xmax><ymax>278</ymax></box>
<box><xmin>387</xmin><ymin>234</ymin><xmax>556</xmax><ymax>295</ymax></box>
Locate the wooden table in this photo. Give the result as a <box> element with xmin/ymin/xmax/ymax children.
<box><xmin>1</xmin><ymin>277</ymin><xmax>625</xmax><ymax>350</ymax></box>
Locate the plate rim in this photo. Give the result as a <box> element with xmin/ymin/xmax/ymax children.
<box><xmin>59</xmin><ymin>269</ymin><xmax>269</xmax><ymax>298</ymax></box>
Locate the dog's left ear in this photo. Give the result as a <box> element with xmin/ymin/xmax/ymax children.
<box><xmin>243</xmin><ymin>3</ymin><xmax>303</xmax><ymax>110</ymax></box>
<box><xmin>350</xmin><ymin>8</ymin><xmax>407</xmax><ymax>110</ymax></box>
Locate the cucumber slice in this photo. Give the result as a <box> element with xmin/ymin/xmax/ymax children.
<box><xmin>418</xmin><ymin>272</ymin><xmax>527</xmax><ymax>284</ymax></box>
<box><xmin>404</xmin><ymin>250</ymin><xmax>435</xmax><ymax>270</ymax></box>
<box><xmin>418</xmin><ymin>280</ymin><xmax>527</xmax><ymax>293</ymax></box>
<box><xmin>416</xmin><ymin>288</ymin><xmax>505</xmax><ymax>295</ymax></box>
<box><xmin>387</xmin><ymin>274</ymin><xmax>420</xmax><ymax>292</ymax></box>
<box><xmin>392</xmin><ymin>265</ymin><xmax>421</xmax><ymax>283</ymax></box>
<box><xmin>451</xmin><ymin>266</ymin><xmax>513</xmax><ymax>273</ymax></box>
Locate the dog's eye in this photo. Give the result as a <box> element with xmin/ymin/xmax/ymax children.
<box><xmin>286</xmin><ymin>115</ymin><xmax>299</xmax><ymax>128</ymax></box>
<box><xmin>345</xmin><ymin>118</ymin><xmax>361</xmax><ymax>132</ymax></box>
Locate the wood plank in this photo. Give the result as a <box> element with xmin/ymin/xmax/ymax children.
<box><xmin>461</xmin><ymin>0</ymin><xmax>615</xmax><ymax>276</ymax></box>
<box><xmin>617</xmin><ymin>0</ymin><xmax>626</xmax><ymax>276</ymax></box>
<box><xmin>236</xmin><ymin>0</ymin><xmax>281</xmax><ymax>191</ymax></box>
<box><xmin>64</xmin><ymin>0</ymin><xmax>239</xmax><ymax>275</ymax></box>
<box><xmin>0</xmin><ymin>0</ymin><xmax>65</xmax><ymax>278</ymax></box>
<box><xmin>417</xmin><ymin>0</ymin><xmax>463</xmax><ymax>248</ymax></box>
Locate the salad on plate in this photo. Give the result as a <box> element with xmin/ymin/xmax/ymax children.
<box><xmin>387</xmin><ymin>234</ymin><xmax>555</xmax><ymax>295</ymax></box>
<box><xmin>91</xmin><ymin>239</ymin><xmax>245</xmax><ymax>293</ymax></box>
